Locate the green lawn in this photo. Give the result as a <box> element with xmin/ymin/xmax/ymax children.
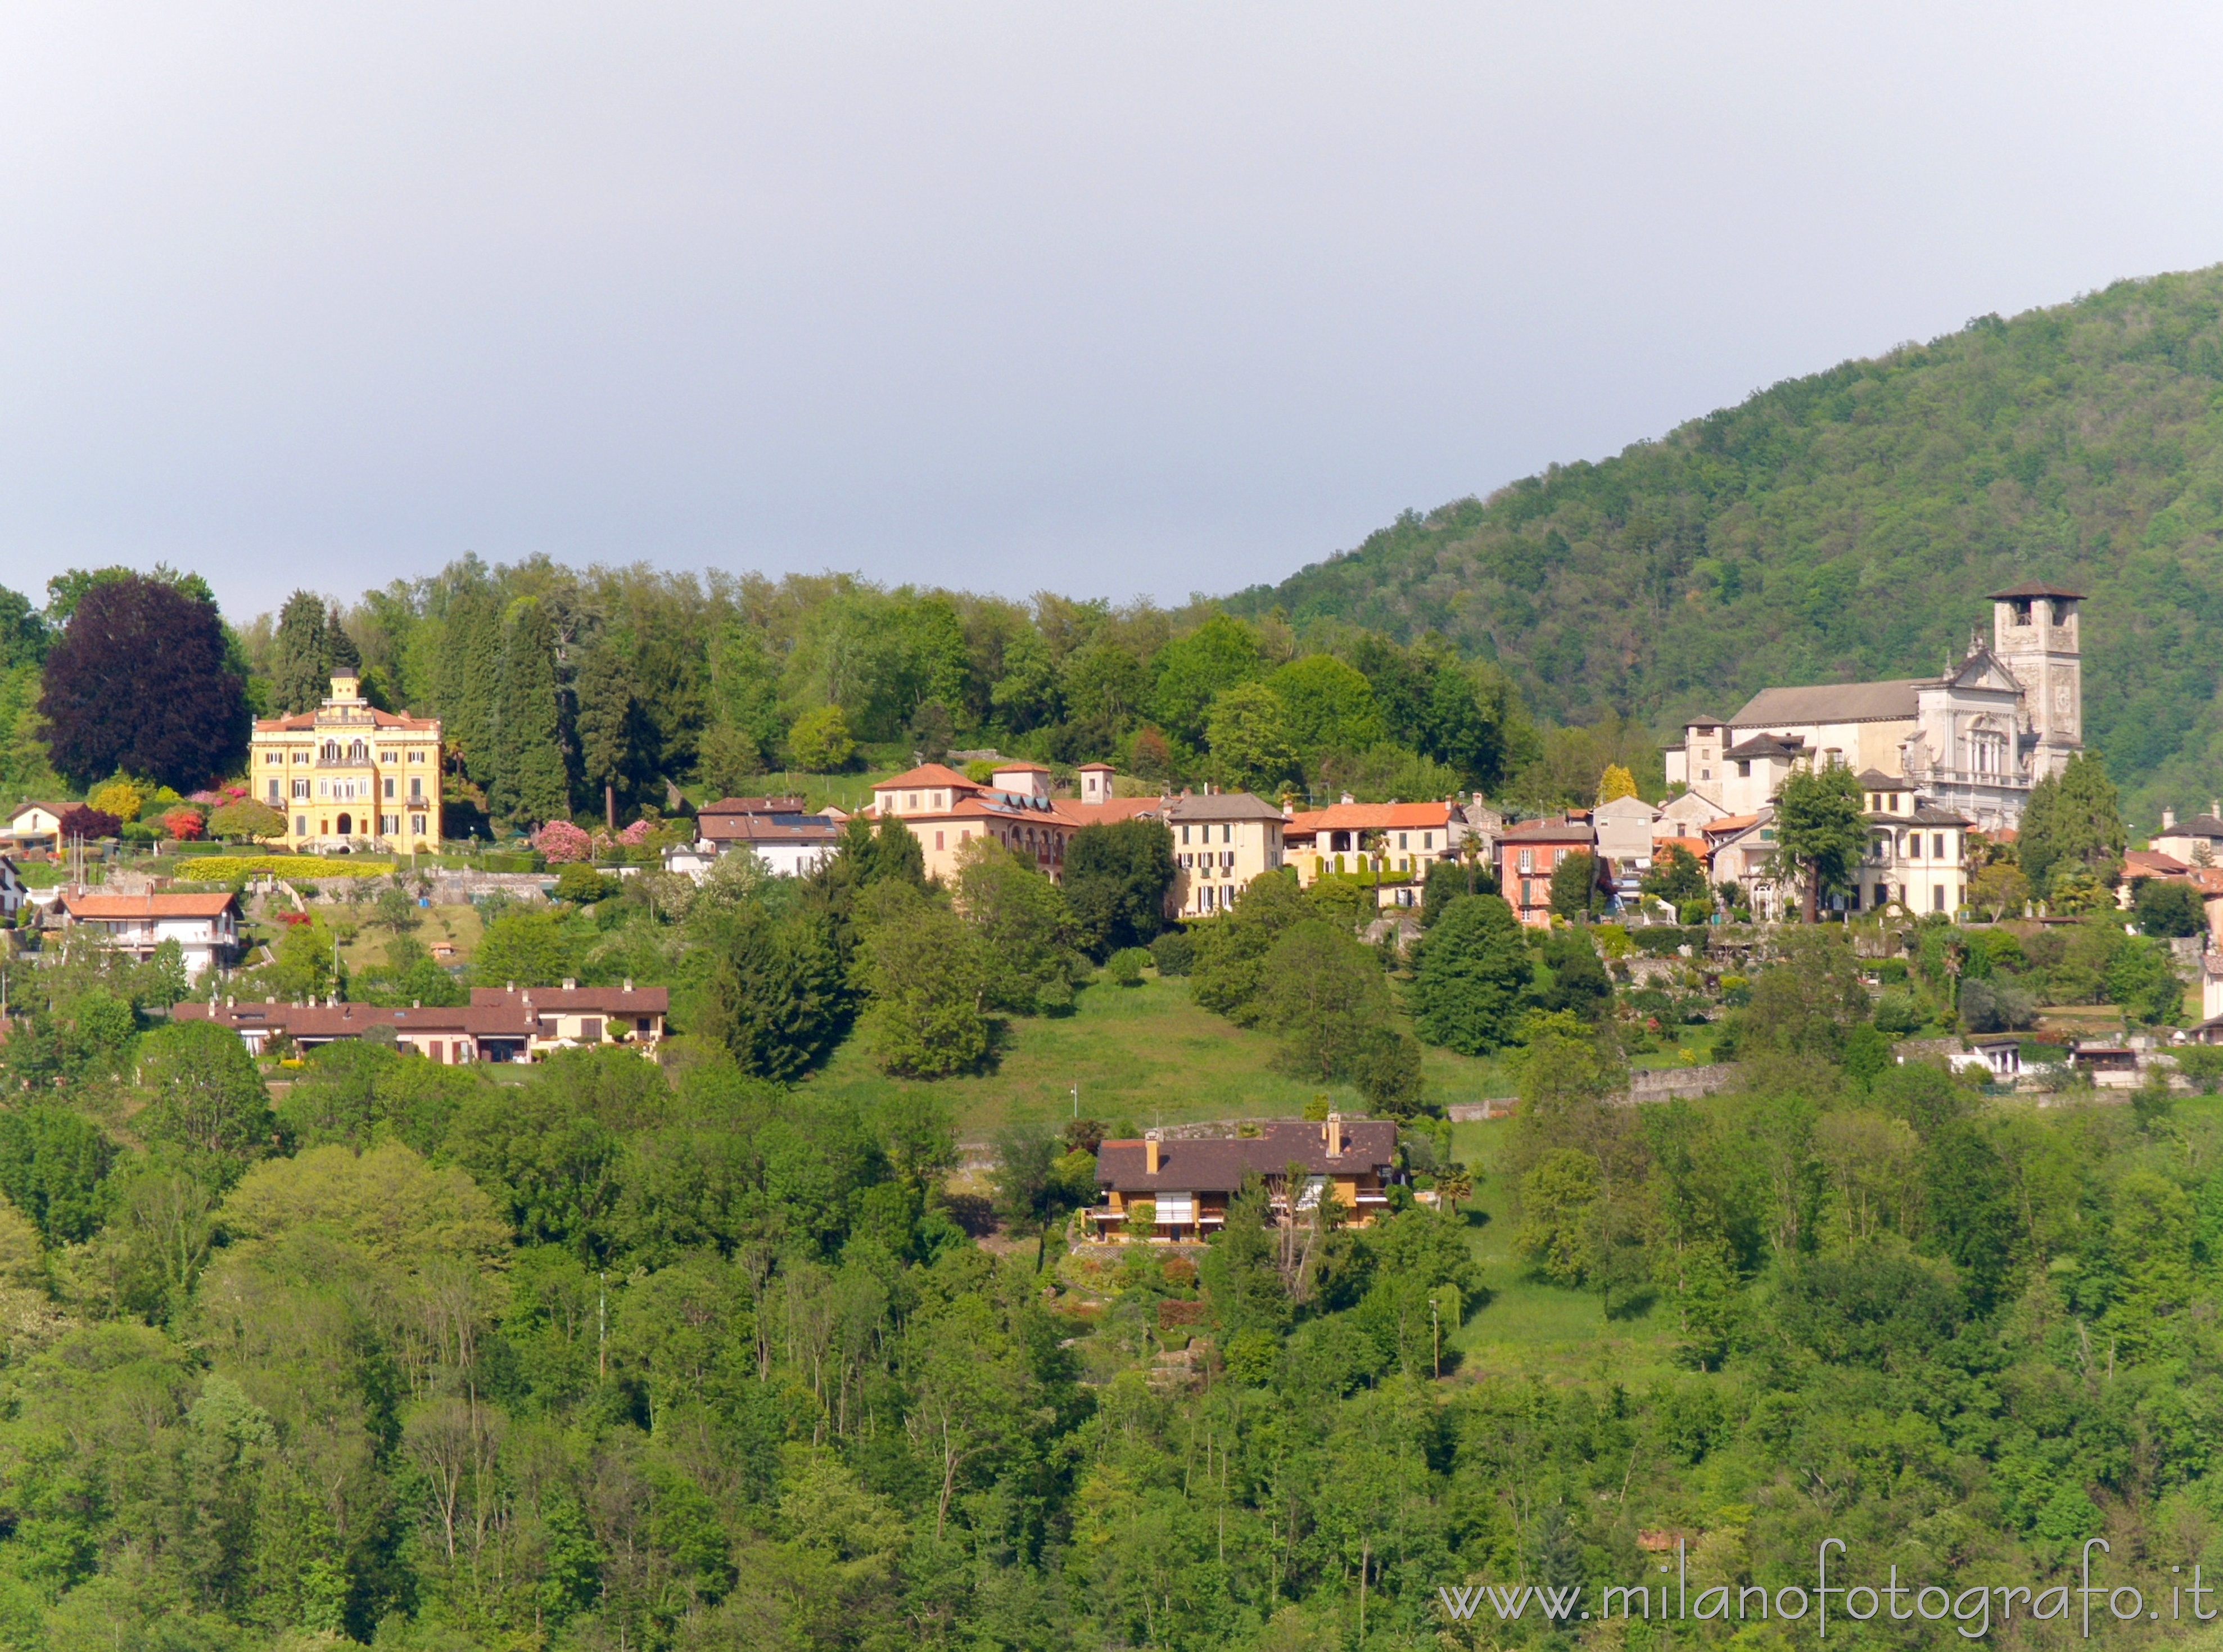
<box><xmin>803</xmin><ymin>971</ymin><xmax>1517</xmax><ymax>1137</ymax></box>
<box><xmin>1447</xmin><ymin>1116</ymin><xmax>1681</xmax><ymax>1385</ymax></box>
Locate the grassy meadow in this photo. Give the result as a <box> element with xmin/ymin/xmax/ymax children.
<box><xmin>804</xmin><ymin>969</ymin><xmax>1519</xmax><ymax>1138</ymax></box>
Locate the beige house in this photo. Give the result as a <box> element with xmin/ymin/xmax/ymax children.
<box><xmin>867</xmin><ymin>762</ymin><xmax>1081</xmax><ymax>883</ymax></box>
<box><xmin>1853</xmin><ymin>805</ymin><xmax>1970</xmax><ymax>916</ymax></box>
<box><xmin>4</xmin><ymin>802</ymin><xmax>66</xmax><ymax>854</ymax></box>
<box><xmin>2152</xmin><ymin>806</ymin><xmax>2223</xmax><ymax>867</ymax></box>
<box><xmin>1088</xmin><ymin>1115</ymin><xmax>1397</xmax><ymax>1242</ymax></box>
<box><xmin>251</xmin><ymin>675</ymin><xmax>442</xmax><ymax>851</ymax></box>
<box><xmin>1283</xmin><ymin>800</ymin><xmax>1465</xmax><ymax>908</ymax></box>
<box><xmin>1167</xmin><ymin>791</ymin><xmax>1286</xmax><ymax>917</ymax></box>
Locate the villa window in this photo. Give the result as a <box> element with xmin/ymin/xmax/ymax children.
<box><xmin>1737</xmin><ymin>761</ymin><xmax>1751</xmax><ymax>778</ymax></box>
<box><xmin>1933</xmin><ymin>834</ymin><xmax>1946</xmax><ymax>860</ymax></box>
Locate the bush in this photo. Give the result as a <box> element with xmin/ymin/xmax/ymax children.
<box><xmin>1106</xmin><ymin>947</ymin><xmax>1151</xmax><ymax>987</ymax></box>
<box><xmin>533</xmin><ymin>820</ymin><xmax>593</xmax><ymax>865</ymax></box>
<box><xmin>1873</xmin><ymin>990</ymin><xmax>1923</xmax><ymax>1036</ymax></box>
<box><xmin>1677</xmin><ymin>897</ymin><xmax>1714</xmax><ymax>926</ymax></box>
<box><xmin>553</xmin><ymin>862</ymin><xmax>618</xmax><ymax>904</ymax></box>
<box><xmin>2134</xmin><ymin>877</ymin><xmax>2205</xmax><ymax>938</ymax></box>
<box><xmin>1149</xmin><ymin>930</ymin><xmax>1194</xmax><ymax>977</ymax></box>
<box><xmin>789</xmin><ymin>705</ymin><xmax>857</xmax><ymax>773</ymax></box>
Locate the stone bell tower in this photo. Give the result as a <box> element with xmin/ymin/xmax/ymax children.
<box><xmin>1989</xmin><ymin>580</ymin><xmax>2083</xmax><ymax>779</ymax></box>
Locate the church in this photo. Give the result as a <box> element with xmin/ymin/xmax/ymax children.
<box><xmin>1664</xmin><ymin>581</ymin><xmax>2083</xmax><ymax>833</ymax></box>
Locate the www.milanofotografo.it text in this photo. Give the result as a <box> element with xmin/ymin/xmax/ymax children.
<box><xmin>1439</xmin><ymin>1541</ymin><xmax>2216</xmax><ymax>1640</ymax></box>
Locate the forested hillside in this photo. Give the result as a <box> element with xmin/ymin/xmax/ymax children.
<box><xmin>1229</xmin><ymin>264</ymin><xmax>2223</xmax><ymax>824</ymax></box>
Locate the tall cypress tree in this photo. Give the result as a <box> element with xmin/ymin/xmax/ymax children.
<box><xmin>491</xmin><ymin>599</ymin><xmax>570</xmax><ymax>827</ymax></box>
<box><xmin>575</xmin><ymin>635</ymin><xmax>645</xmax><ymax>827</ymax></box>
<box><xmin>270</xmin><ymin>592</ymin><xmax>330</xmax><ymax>715</ymax></box>
<box><xmin>436</xmin><ymin>588</ymin><xmax>501</xmax><ymax>787</ymax></box>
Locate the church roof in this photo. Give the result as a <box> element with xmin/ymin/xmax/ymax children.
<box><xmin>1855</xmin><ymin>769</ymin><xmax>1914</xmax><ymax>789</ymax></box>
<box><xmin>1729</xmin><ymin>679</ymin><xmax>1924</xmax><ymax>726</ymax></box>
<box><xmin>1988</xmin><ymin>580</ymin><xmax>2086</xmax><ymax>601</ymax></box>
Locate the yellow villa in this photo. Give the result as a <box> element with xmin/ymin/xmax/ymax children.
<box><xmin>250</xmin><ymin>674</ymin><xmax>444</xmax><ymax>851</ymax></box>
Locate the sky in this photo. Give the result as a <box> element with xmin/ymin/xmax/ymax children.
<box><xmin>2</xmin><ymin>3</ymin><xmax>2221</xmax><ymax>624</ymax></box>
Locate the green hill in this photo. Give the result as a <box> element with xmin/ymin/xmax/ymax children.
<box><xmin>1228</xmin><ymin>264</ymin><xmax>2223</xmax><ymax>824</ymax></box>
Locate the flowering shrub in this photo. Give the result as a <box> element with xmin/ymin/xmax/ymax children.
<box><xmin>618</xmin><ymin>819</ymin><xmax>652</xmax><ymax>846</ymax></box>
<box><xmin>533</xmin><ymin>820</ymin><xmax>593</xmax><ymax>864</ymax></box>
<box><xmin>162</xmin><ymin>808</ymin><xmax>205</xmax><ymax>841</ymax></box>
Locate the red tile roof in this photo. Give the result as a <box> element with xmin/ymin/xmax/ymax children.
<box><xmin>63</xmin><ymin>892</ymin><xmax>238</xmax><ymax>919</ymax></box>
<box><xmin>875</xmin><ymin>764</ymin><xmax>978</xmax><ymax>791</ymax></box>
<box><xmin>469</xmin><ymin>985</ymin><xmax>671</xmax><ymax>1014</ymax></box>
<box><xmin>1286</xmin><ymin>802</ymin><xmax>1456</xmax><ymax>835</ymax></box>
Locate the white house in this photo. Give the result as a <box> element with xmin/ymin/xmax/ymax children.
<box><xmin>57</xmin><ymin>891</ymin><xmax>241</xmax><ymax>980</ymax></box>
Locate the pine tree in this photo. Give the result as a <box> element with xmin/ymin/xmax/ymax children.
<box><xmin>323</xmin><ymin>603</ymin><xmax>360</xmax><ymax>674</ymax></box>
<box><xmin>270</xmin><ymin>592</ymin><xmax>330</xmax><ymax>715</ymax></box>
<box><xmin>491</xmin><ymin>599</ymin><xmax>570</xmax><ymax>827</ymax></box>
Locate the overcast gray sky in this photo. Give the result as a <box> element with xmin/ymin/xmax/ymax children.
<box><xmin>1</xmin><ymin>3</ymin><xmax>2219</xmax><ymax>622</ymax></box>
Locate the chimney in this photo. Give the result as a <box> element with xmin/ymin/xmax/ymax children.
<box><xmin>562</xmin><ymin>977</ymin><xmax>576</xmax><ymax>991</ymax></box>
<box><xmin>1325</xmin><ymin>1111</ymin><xmax>1343</xmax><ymax>1157</ymax></box>
<box><xmin>2164</xmin><ymin>807</ymin><xmax>2178</xmax><ymax>831</ymax></box>
<box><xmin>2211</xmin><ymin>799</ymin><xmax>2220</xmax><ymax>822</ymax></box>
<box><xmin>507</xmin><ymin>981</ymin><xmax>516</xmax><ymax>992</ymax></box>
<box><xmin>1144</xmin><ymin>1133</ymin><xmax>1160</xmax><ymax>1175</ymax></box>
<box><xmin>623</xmin><ymin>977</ymin><xmax>633</xmax><ymax>992</ymax></box>
<box><xmin>1340</xmin><ymin>792</ymin><xmax>1355</xmax><ymax>806</ymax></box>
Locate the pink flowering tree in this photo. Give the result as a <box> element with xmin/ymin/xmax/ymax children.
<box><xmin>618</xmin><ymin>819</ymin><xmax>652</xmax><ymax>846</ymax></box>
<box><xmin>534</xmin><ymin>819</ymin><xmax>594</xmax><ymax>864</ymax></box>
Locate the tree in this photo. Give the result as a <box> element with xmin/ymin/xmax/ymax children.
<box><xmin>1063</xmin><ymin>819</ymin><xmax>1177</xmax><ymax>956</ymax></box>
<box><xmin>270</xmin><ymin>590</ymin><xmax>335</xmax><ymax>715</ymax></box>
<box><xmin>857</xmin><ymin>884</ymin><xmax>993</xmax><ymax>1077</ymax></box>
<box><xmin>1772</xmin><ymin>761</ymin><xmax>1868</xmax><ymax>922</ymax></box>
<box><xmin>472</xmin><ymin>910</ymin><xmax>577</xmax><ymax>988</ymax></box>
<box><xmin>954</xmin><ymin>839</ymin><xmax>1082</xmax><ymax>1013</ymax></box>
<box><xmin>2019</xmin><ymin>751</ymin><xmax>2125</xmax><ymax>893</ymax></box>
<box><xmin>1420</xmin><ymin>853</ymin><xmax>1498</xmax><ymax>924</ymax></box>
<box><xmin>2134</xmin><ymin>876</ymin><xmax>2204</xmax><ymax>938</ymax></box>
<box><xmin>39</xmin><ymin>574</ymin><xmax>249</xmax><ymax>790</ymax></box>
<box><xmin>490</xmin><ymin>599</ymin><xmax>570</xmax><ymax>827</ymax></box>
<box><xmin>575</xmin><ymin>636</ymin><xmax>648</xmax><ymax>828</ymax></box>
<box><xmin>1204</xmin><ymin>683</ymin><xmax>1298</xmax><ymax>793</ymax></box>
<box><xmin>1597</xmin><ymin>764</ymin><xmax>1638</xmax><ymax>802</ymax></box>
<box><xmin>1147</xmin><ymin>615</ymin><xmax>1263</xmax><ymax>746</ymax></box>
<box><xmin>1972</xmin><ymin>860</ymin><xmax>2031</xmax><ymax>921</ymax></box>
<box><xmin>1411</xmin><ymin>892</ymin><xmax>1529</xmax><ymax>1054</ymax></box>
<box><xmin>1251</xmin><ymin>919</ymin><xmax>1395</xmax><ymax>1082</ymax></box>
<box><xmin>1548</xmin><ymin>849</ymin><xmax>1603</xmax><ymax>921</ymax></box>
<box><xmin>1641</xmin><ymin>843</ymin><xmax>1710</xmax><ymax>908</ymax></box>
<box><xmin>790</xmin><ymin>705</ymin><xmax>856</xmax><ymax>773</ymax></box>
<box><xmin>700</xmin><ymin>904</ymin><xmax>846</xmax><ymax>1080</ymax></box>
<box><xmin>436</xmin><ymin>584</ymin><xmax>503</xmax><ymax>787</ymax></box>
<box><xmin>1263</xmin><ymin>654</ymin><xmax>1386</xmax><ymax>757</ymax></box>
<box><xmin>135</xmin><ymin>1022</ymin><xmax>276</xmax><ymax>1172</ymax></box>
<box><xmin>1516</xmin><ymin>1149</ymin><xmax>1601</xmax><ymax>1287</ymax></box>
<box><xmin>55</xmin><ymin>804</ymin><xmax>121</xmax><ymax>842</ymax></box>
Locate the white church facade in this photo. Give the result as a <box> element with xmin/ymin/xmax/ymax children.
<box><xmin>1664</xmin><ymin>581</ymin><xmax>2084</xmax><ymax>834</ymax></box>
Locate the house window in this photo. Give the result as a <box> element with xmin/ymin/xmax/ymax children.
<box><xmin>1701</xmin><ymin>768</ymin><xmax>1711</xmax><ymax>781</ymax></box>
<box><xmin>268</xmin><ymin>780</ymin><xmax>281</xmax><ymax>804</ymax></box>
<box><xmin>1518</xmin><ymin>848</ymin><xmax>1533</xmax><ymax>872</ymax></box>
<box><xmin>1421</xmin><ymin>833</ymin><xmax>1431</xmax><ymax>849</ymax></box>
<box><xmin>1934</xmin><ymin>885</ymin><xmax>1946</xmax><ymax>912</ymax></box>
<box><xmin>1398</xmin><ymin>833</ymin><xmax>1408</xmax><ymax>850</ymax></box>
<box><xmin>1933</xmin><ymin>833</ymin><xmax>1946</xmax><ymax>860</ymax></box>
<box><xmin>410</xmin><ymin>777</ymin><xmax>422</xmax><ymax>800</ymax></box>
<box><xmin>935</xmin><ymin>831</ymin><xmax>945</xmax><ymax>850</ymax></box>
<box><xmin>1182</xmin><ymin>825</ymin><xmax>1191</xmax><ymax>845</ymax></box>
<box><xmin>1521</xmin><ymin>879</ymin><xmax>1533</xmax><ymax>905</ymax></box>
<box><xmin>1155</xmin><ymin>1191</ymin><xmax>1195</xmax><ymax>1226</ymax></box>
<box><xmin>582</xmin><ymin>1019</ymin><xmax>603</xmax><ymax>1041</ymax></box>
<box><xmin>1737</xmin><ymin>761</ymin><xmax>1751</xmax><ymax>778</ymax></box>
<box><xmin>296</xmin><ymin>816</ymin><xmax>307</xmax><ymax>836</ymax></box>
<box><xmin>1222</xmin><ymin>824</ymin><xmax>1232</xmax><ymax>843</ymax></box>
<box><xmin>383</xmin><ymin>778</ymin><xmax>395</xmax><ymax>799</ymax></box>
<box><xmin>412</xmin><ymin>817</ymin><xmax>426</xmax><ymax>836</ymax></box>
<box><xmin>410</xmin><ymin>749</ymin><xmax>424</xmax><ymax>762</ymax></box>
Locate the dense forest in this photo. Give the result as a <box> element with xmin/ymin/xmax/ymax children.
<box><xmin>0</xmin><ymin>559</ymin><xmax>1679</xmax><ymax>829</ymax></box>
<box><xmin>1228</xmin><ymin>263</ymin><xmax>2223</xmax><ymax>826</ymax></box>
<box><xmin>0</xmin><ymin>866</ymin><xmax>2221</xmax><ymax>1650</ymax></box>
